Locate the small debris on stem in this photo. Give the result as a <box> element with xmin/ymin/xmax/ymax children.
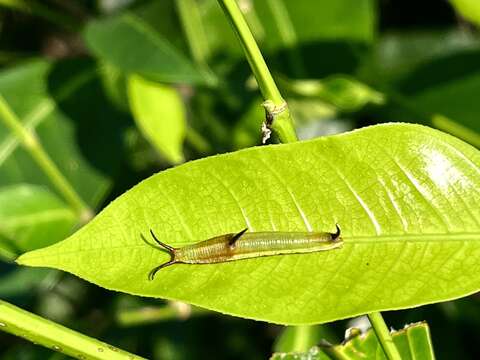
<box><xmin>261</xmin><ymin>100</ymin><xmax>288</xmax><ymax>144</ymax></box>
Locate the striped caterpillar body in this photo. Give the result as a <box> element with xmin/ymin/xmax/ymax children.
<box><xmin>145</xmin><ymin>225</ymin><xmax>343</xmax><ymax>280</ymax></box>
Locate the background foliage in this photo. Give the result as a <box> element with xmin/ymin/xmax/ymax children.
<box><xmin>0</xmin><ymin>0</ymin><xmax>479</xmax><ymax>359</ymax></box>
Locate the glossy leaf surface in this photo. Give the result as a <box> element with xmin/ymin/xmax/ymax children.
<box><xmin>18</xmin><ymin>124</ymin><xmax>480</xmax><ymax>325</ymax></box>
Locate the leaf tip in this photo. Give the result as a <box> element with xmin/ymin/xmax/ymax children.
<box><xmin>15</xmin><ymin>249</ymin><xmax>43</xmax><ymax>267</ymax></box>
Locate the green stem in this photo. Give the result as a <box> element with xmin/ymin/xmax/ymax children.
<box><xmin>116</xmin><ymin>302</ymin><xmax>209</xmax><ymax>327</ymax></box>
<box><xmin>368</xmin><ymin>312</ymin><xmax>402</xmax><ymax>360</ymax></box>
<box><xmin>0</xmin><ymin>95</ymin><xmax>93</xmax><ymax>223</ymax></box>
<box><xmin>238</xmin><ymin>1</ymin><xmax>266</xmax><ymax>41</ymax></box>
<box><xmin>0</xmin><ymin>299</ymin><xmax>145</xmax><ymax>359</ymax></box>
<box><xmin>290</xmin><ymin>325</ymin><xmax>314</xmax><ymax>352</ymax></box>
<box><xmin>216</xmin><ymin>0</ymin><xmax>297</xmax><ymax>143</ymax></box>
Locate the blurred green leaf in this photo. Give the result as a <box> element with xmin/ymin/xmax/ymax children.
<box><xmin>0</xmin><ymin>184</ymin><xmax>76</xmax><ymax>256</ymax></box>
<box><xmin>17</xmin><ymin>124</ymin><xmax>480</xmax><ymax>325</ymax></box>
<box><xmin>0</xmin><ymin>0</ymin><xmax>80</xmax><ymax>31</ymax></box>
<box><xmin>197</xmin><ymin>0</ymin><xmax>375</xmax><ymax>77</ymax></box>
<box><xmin>0</xmin><ymin>233</ymin><xmax>16</xmax><ymax>259</ymax></box>
<box><xmin>127</xmin><ymin>74</ymin><xmax>186</xmax><ymax>164</ymax></box>
<box><xmin>0</xmin><ymin>59</ymin><xmax>128</xmax><ymax>208</ymax></box>
<box><xmin>258</xmin><ymin>0</ymin><xmax>375</xmax><ymax>78</ymax></box>
<box><xmin>253</xmin><ymin>0</ymin><xmax>375</xmax><ymax>49</ymax></box>
<box><xmin>360</xmin><ymin>30</ymin><xmax>480</xmax><ymax>86</ymax></box>
<box><xmin>361</xmin><ymin>30</ymin><xmax>480</xmax><ymax>147</ymax></box>
<box><xmin>84</xmin><ymin>13</ymin><xmax>209</xmax><ymax>85</ymax></box>
<box><xmin>99</xmin><ymin>62</ymin><xmax>129</xmax><ymax>112</ymax></box>
<box><xmin>398</xmin><ymin>51</ymin><xmax>480</xmax><ymax>143</ymax></box>
<box><xmin>233</xmin><ymin>97</ymin><xmax>263</xmax><ymax>150</ymax></box>
<box><xmin>450</xmin><ymin>0</ymin><xmax>480</xmax><ymax>27</ymax></box>
<box><xmin>271</xmin><ymin>322</ymin><xmax>434</xmax><ymax>359</ymax></box>
<box><xmin>285</xmin><ymin>76</ymin><xmax>385</xmax><ymax>112</ymax></box>
<box><xmin>0</xmin><ymin>267</ymin><xmax>53</xmax><ymax>299</ymax></box>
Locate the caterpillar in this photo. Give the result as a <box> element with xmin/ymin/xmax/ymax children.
<box><xmin>144</xmin><ymin>225</ymin><xmax>343</xmax><ymax>280</ymax></box>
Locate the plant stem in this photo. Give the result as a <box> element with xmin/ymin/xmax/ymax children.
<box><xmin>216</xmin><ymin>0</ymin><xmax>297</xmax><ymax>143</ymax></box>
<box><xmin>290</xmin><ymin>325</ymin><xmax>314</xmax><ymax>352</ymax></box>
<box><xmin>116</xmin><ymin>302</ymin><xmax>209</xmax><ymax>327</ymax></box>
<box><xmin>0</xmin><ymin>95</ymin><xmax>93</xmax><ymax>223</ymax></box>
<box><xmin>368</xmin><ymin>312</ymin><xmax>402</xmax><ymax>360</ymax></box>
<box><xmin>0</xmin><ymin>299</ymin><xmax>145</xmax><ymax>359</ymax></box>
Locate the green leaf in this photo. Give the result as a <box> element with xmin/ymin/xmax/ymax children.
<box><xmin>83</xmin><ymin>13</ymin><xmax>207</xmax><ymax>85</ymax></box>
<box><xmin>99</xmin><ymin>61</ymin><xmax>129</xmax><ymax>112</ymax></box>
<box><xmin>398</xmin><ymin>50</ymin><xmax>480</xmax><ymax>128</ymax></box>
<box><xmin>0</xmin><ymin>59</ymin><xmax>128</xmax><ymax>208</ymax></box>
<box><xmin>0</xmin><ymin>267</ymin><xmax>53</xmax><ymax>299</ymax></box>
<box><xmin>285</xmin><ymin>76</ymin><xmax>385</xmax><ymax>111</ymax></box>
<box><xmin>360</xmin><ymin>29</ymin><xmax>480</xmax><ymax>86</ymax></box>
<box><xmin>254</xmin><ymin>0</ymin><xmax>375</xmax><ymax>47</ymax></box>
<box><xmin>450</xmin><ymin>0</ymin><xmax>480</xmax><ymax>27</ymax></box>
<box><xmin>195</xmin><ymin>0</ymin><xmax>375</xmax><ymax>77</ymax></box>
<box><xmin>0</xmin><ymin>184</ymin><xmax>76</xmax><ymax>256</ymax></box>
<box><xmin>127</xmin><ymin>74</ymin><xmax>186</xmax><ymax>164</ymax></box>
<box><xmin>400</xmin><ymin>55</ymin><xmax>480</xmax><ymax>147</ymax></box>
<box><xmin>391</xmin><ymin>322</ymin><xmax>434</xmax><ymax>360</ymax></box>
<box><xmin>271</xmin><ymin>322</ymin><xmax>435</xmax><ymax>359</ymax></box>
<box><xmin>17</xmin><ymin>124</ymin><xmax>480</xmax><ymax>325</ymax></box>
<box><xmin>361</xmin><ymin>30</ymin><xmax>480</xmax><ymax>147</ymax></box>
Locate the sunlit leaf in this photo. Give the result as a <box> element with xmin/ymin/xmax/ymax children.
<box><xmin>17</xmin><ymin>124</ymin><xmax>480</xmax><ymax>325</ymax></box>
<box><xmin>450</xmin><ymin>0</ymin><xmax>480</xmax><ymax>27</ymax></box>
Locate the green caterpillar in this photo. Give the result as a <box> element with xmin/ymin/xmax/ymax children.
<box><xmin>145</xmin><ymin>225</ymin><xmax>343</xmax><ymax>280</ymax></box>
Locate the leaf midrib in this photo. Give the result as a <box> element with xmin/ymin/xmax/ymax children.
<box><xmin>17</xmin><ymin>231</ymin><xmax>480</xmax><ymax>262</ymax></box>
<box><xmin>346</xmin><ymin>232</ymin><xmax>480</xmax><ymax>243</ymax></box>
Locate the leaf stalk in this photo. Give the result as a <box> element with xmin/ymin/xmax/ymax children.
<box><xmin>216</xmin><ymin>0</ymin><xmax>297</xmax><ymax>143</ymax></box>
<box><xmin>368</xmin><ymin>312</ymin><xmax>402</xmax><ymax>360</ymax></box>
